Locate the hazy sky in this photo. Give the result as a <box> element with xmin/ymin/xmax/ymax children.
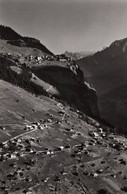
<box><xmin>0</xmin><ymin>0</ymin><xmax>127</xmax><ymax>54</ymax></box>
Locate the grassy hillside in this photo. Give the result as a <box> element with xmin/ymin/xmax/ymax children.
<box><xmin>0</xmin><ymin>80</ymin><xmax>127</xmax><ymax>193</ymax></box>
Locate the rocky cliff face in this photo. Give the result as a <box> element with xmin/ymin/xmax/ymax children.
<box><xmin>34</xmin><ymin>64</ymin><xmax>100</xmax><ymax>118</ymax></box>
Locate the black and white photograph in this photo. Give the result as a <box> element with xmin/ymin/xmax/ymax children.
<box><xmin>0</xmin><ymin>0</ymin><xmax>127</xmax><ymax>193</ymax></box>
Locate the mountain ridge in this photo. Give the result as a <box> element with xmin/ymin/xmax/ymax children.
<box><xmin>77</xmin><ymin>37</ymin><xmax>127</xmax><ymax>134</ymax></box>
<box><xmin>0</xmin><ymin>25</ymin><xmax>53</xmax><ymax>56</ymax></box>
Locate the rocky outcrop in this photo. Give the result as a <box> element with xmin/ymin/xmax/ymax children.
<box><xmin>34</xmin><ymin>65</ymin><xmax>100</xmax><ymax>118</ymax></box>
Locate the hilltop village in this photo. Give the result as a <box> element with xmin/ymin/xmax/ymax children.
<box><xmin>0</xmin><ymin>52</ymin><xmax>81</xmax><ymax>75</ymax></box>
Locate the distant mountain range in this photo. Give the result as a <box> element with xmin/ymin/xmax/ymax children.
<box><xmin>77</xmin><ymin>38</ymin><xmax>127</xmax><ymax>134</ymax></box>
<box><xmin>64</xmin><ymin>51</ymin><xmax>95</xmax><ymax>60</ymax></box>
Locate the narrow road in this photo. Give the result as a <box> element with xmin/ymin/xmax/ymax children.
<box><xmin>3</xmin><ymin>128</ymin><xmax>38</xmax><ymax>144</ymax></box>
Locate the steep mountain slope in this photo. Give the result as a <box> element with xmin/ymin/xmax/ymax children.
<box><xmin>77</xmin><ymin>38</ymin><xmax>127</xmax><ymax>134</ymax></box>
<box><xmin>0</xmin><ymin>25</ymin><xmax>53</xmax><ymax>56</ymax></box>
<box><xmin>0</xmin><ymin>80</ymin><xmax>127</xmax><ymax>194</ymax></box>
